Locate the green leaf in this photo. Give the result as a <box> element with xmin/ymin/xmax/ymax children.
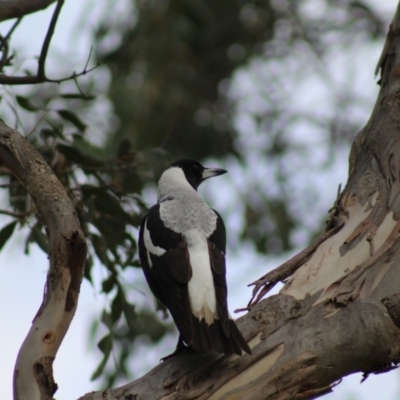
<box><xmin>61</xmin><ymin>93</ymin><xmax>95</xmax><ymax>101</ymax></box>
<box><xmin>16</xmin><ymin>96</ymin><xmax>38</xmax><ymax>112</ymax></box>
<box><xmin>91</xmin><ymin>233</ymin><xmax>111</xmax><ymax>267</ymax></box>
<box><xmin>9</xmin><ymin>175</ymin><xmax>28</xmax><ymax>212</ymax></box>
<box><xmin>98</xmin><ymin>333</ymin><xmax>112</xmax><ymax>353</ymax></box>
<box><xmin>72</xmin><ymin>134</ymin><xmax>105</xmax><ymax>161</ymax></box>
<box><xmin>122</xmin><ymin>301</ymin><xmax>137</xmax><ymax>331</ymax></box>
<box><xmin>121</xmin><ymin>233</ymin><xmax>138</xmax><ymax>268</ymax></box>
<box><xmin>57</xmin><ymin>109</ymin><xmax>86</xmax><ymax>132</ymax></box>
<box><xmin>0</xmin><ymin>221</ymin><xmax>17</xmax><ymax>251</ymax></box>
<box><xmin>93</xmin><ymin>190</ymin><xmax>125</xmax><ymax>216</ymax></box>
<box><xmin>91</xmin><ymin>334</ymin><xmax>112</xmax><ymax>381</ymax></box>
<box><xmin>84</xmin><ymin>255</ymin><xmax>93</xmax><ymax>284</ymax></box>
<box><xmin>101</xmin><ymin>275</ymin><xmax>116</xmax><ymax>294</ymax></box>
<box><xmin>101</xmin><ymin>310</ymin><xmax>113</xmax><ymax>330</ymax></box>
<box><xmin>111</xmin><ymin>289</ymin><xmax>124</xmax><ymax>323</ymax></box>
<box><xmin>57</xmin><ymin>144</ymin><xmax>88</xmax><ymax>164</ymax></box>
<box><xmin>24</xmin><ymin>224</ymin><xmax>49</xmax><ymax>254</ymax></box>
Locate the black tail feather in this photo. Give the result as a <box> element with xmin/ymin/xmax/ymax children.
<box><xmin>228</xmin><ymin>319</ymin><xmax>252</xmax><ymax>355</ymax></box>
<box><xmin>192</xmin><ymin>316</ymin><xmax>251</xmax><ymax>356</ymax></box>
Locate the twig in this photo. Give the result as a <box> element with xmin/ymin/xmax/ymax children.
<box><xmin>0</xmin><ymin>18</ymin><xmax>21</xmax><ymax>71</ymax></box>
<box><xmin>0</xmin><ymin>37</ymin><xmax>10</xmax><ymax>71</ymax></box>
<box><xmin>0</xmin><ymin>209</ymin><xmax>31</xmax><ymax>218</ymax></box>
<box><xmin>83</xmin><ymin>46</ymin><xmax>93</xmax><ymax>72</ymax></box>
<box><xmin>37</xmin><ymin>0</ymin><xmax>64</xmax><ymax>80</ymax></box>
<box><xmin>26</xmin><ymin>112</ymin><xmax>48</xmax><ymax>137</ymax></box>
<box><xmin>0</xmin><ymin>58</ymin><xmax>100</xmax><ymax>85</ymax></box>
<box><xmin>4</xmin><ymin>17</ymin><xmax>22</xmax><ymax>42</ymax></box>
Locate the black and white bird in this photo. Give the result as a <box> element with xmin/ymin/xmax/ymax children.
<box><xmin>138</xmin><ymin>159</ymin><xmax>251</xmax><ymax>357</ymax></box>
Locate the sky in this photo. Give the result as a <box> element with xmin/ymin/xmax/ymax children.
<box><xmin>0</xmin><ymin>1</ymin><xmax>400</xmax><ymax>399</ymax></box>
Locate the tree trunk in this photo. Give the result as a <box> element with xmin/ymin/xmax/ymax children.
<box><xmin>78</xmin><ymin>2</ymin><xmax>400</xmax><ymax>400</ymax></box>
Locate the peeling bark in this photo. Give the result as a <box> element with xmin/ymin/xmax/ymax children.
<box><xmin>78</xmin><ymin>2</ymin><xmax>400</xmax><ymax>400</ymax></box>
<box><xmin>0</xmin><ymin>121</ymin><xmax>87</xmax><ymax>400</ymax></box>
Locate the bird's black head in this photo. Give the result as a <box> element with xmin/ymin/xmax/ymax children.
<box><xmin>169</xmin><ymin>159</ymin><xmax>227</xmax><ymax>190</ymax></box>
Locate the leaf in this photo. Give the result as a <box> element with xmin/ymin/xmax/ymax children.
<box><xmin>72</xmin><ymin>134</ymin><xmax>105</xmax><ymax>161</ymax></box>
<box><xmin>93</xmin><ymin>190</ymin><xmax>126</xmax><ymax>216</ymax></box>
<box><xmin>9</xmin><ymin>175</ymin><xmax>28</xmax><ymax>212</ymax></box>
<box><xmin>0</xmin><ymin>221</ymin><xmax>17</xmax><ymax>251</ymax></box>
<box><xmin>121</xmin><ymin>233</ymin><xmax>138</xmax><ymax>268</ymax></box>
<box><xmin>57</xmin><ymin>144</ymin><xmax>88</xmax><ymax>164</ymax></box>
<box><xmin>91</xmin><ymin>334</ymin><xmax>112</xmax><ymax>381</ymax></box>
<box><xmin>84</xmin><ymin>255</ymin><xmax>93</xmax><ymax>284</ymax></box>
<box><xmin>40</xmin><ymin>128</ymin><xmax>63</xmax><ymax>140</ymax></box>
<box><xmin>122</xmin><ymin>301</ymin><xmax>137</xmax><ymax>331</ymax></box>
<box><xmin>101</xmin><ymin>310</ymin><xmax>113</xmax><ymax>329</ymax></box>
<box><xmin>98</xmin><ymin>333</ymin><xmax>113</xmax><ymax>353</ymax></box>
<box><xmin>91</xmin><ymin>233</ymin><xmax>111</xmax><ymax>267</ymax></box>
<box><xmin>24</xmin><ymin>224</ymin><xmax>49</xmax><ymax>254</ymax></box>
<box><xmin>16</xmin><ymin>95</ymin><xmax>38</xmax><ymax>112</ymax></box>
<box><xmin>57</xmin><ymin>109</ymin><xmax>86</xmax><ymax>132</ymax></box>
<box><xmin>61</xmin><ymin>93</ymin><xmax>95</xmax><ymax>101</ymax></box>
<box><xmin>111</xmin><ymin>289</ymin><xmax>124</xmax><ymax>323</ymax></box>
<box><xmin>101</xmin><ymin>275</ymin><xmax>116</xmax><ymax>294</ymax></box>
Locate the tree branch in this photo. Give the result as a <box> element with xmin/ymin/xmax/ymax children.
<box><xmin>37</xmin><ymin>0</ymin><xmax>64</xmax><ymax>80</ymax></box>
<box><xmin>0</xmin><ymin>0</ymin><xmax>56</xmax><ymax>22</ymax></box>
<box><xmin>0</xmin><ymin>0</ymin><xmax>99</xmax><ymax>85</ymax></box>
<box><xmin>0</xmin><ymin>121</ymin><xmax>87</xmax><ymax>400</ymax></box>
<box><xmin>78</xmin><ymin>295</ymin><xmax>400</xmax><ymax>400</ymax></box>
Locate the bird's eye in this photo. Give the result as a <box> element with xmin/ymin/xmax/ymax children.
<box><xmin>193</xmin><ymin>164</ymin><xmax>199</xmax><ymax>171</ymax></box>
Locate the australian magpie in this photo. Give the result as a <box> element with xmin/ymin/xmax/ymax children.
<box><xmin>138</xmin><ymin>159</ymin><xmax>251</xmax><ymax>357</ymax></box>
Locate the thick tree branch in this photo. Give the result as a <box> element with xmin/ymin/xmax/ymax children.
<box><xmin>79</xmin><ymin>295</ymin><xmax>400</xmax><ymax>400</ymax></box>
<box><xmin>0</xmin><ymin>0</ymin><xmax>56</xmax><ymax>22</ymax></box>
<box><xmin>0</xmin><ymin>121</ymin><xmax>88</xmax><ymax>400</ymax></box>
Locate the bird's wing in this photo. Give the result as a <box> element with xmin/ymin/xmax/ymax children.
<box><xmin>138</xmin><ymin>204</ymin><xmax>194</xmax><ymax>342</ymax></box>
<box><xmin>208</xmin><ymin>209</ymin><xmax>230</xmax><ymax>334</ymax></box>
<box><xmin>208</xmin><ymin>209</ymin><xmax>252</xmax><ymax>355</ymax></box>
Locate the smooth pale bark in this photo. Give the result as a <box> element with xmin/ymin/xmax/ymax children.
<box><xmin>0</xmin><ymin>121</ymin><xmax>87</xmax><ymax>400</ymax></box>
<box><xmin>79</xmin><ymin>2</ymin><xmax>400</xmax><ymax>400</ymax></box>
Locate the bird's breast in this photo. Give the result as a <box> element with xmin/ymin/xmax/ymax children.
<box><xmin>184</xmin><ymin>228</ymin><xmax>217</xmax><ymax>322</ymax></box>
<box><xmin>159</xmin><ymin>196</ymin><xmax>217</xmax><ymax>236</ymax></box>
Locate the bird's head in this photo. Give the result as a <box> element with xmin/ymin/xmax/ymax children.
<box><xmin>166</xmin><ymin>159</ymin><xmax>227</xmax><ymax>191</ymax></box>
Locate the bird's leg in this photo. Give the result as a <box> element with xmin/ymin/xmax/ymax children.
<box><xmin>160</xmin><ymin>335</ymin><xmax>195</xmax><ymax>362</ymax></box>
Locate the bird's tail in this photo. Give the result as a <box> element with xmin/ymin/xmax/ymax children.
<box><xmin>192</xmin><ymin>317</ymin><xmax>252</xmax><ymax>356</ymax></box>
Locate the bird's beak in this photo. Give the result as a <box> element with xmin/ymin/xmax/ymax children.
<box><xmin>202</xmin><ymin>167</ymin><xmax>228</xmax><ymax>180</ymax></box>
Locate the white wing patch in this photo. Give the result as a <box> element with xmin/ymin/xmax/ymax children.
<box><xmin>143</xmin><ymin>220</ymin><xmax>166</xmax><ymax>269</ymax></box>
<box><xmin>185</xmin><ymin>229</ymin><xmax>217</xmax><ymax>324</ymax></box>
